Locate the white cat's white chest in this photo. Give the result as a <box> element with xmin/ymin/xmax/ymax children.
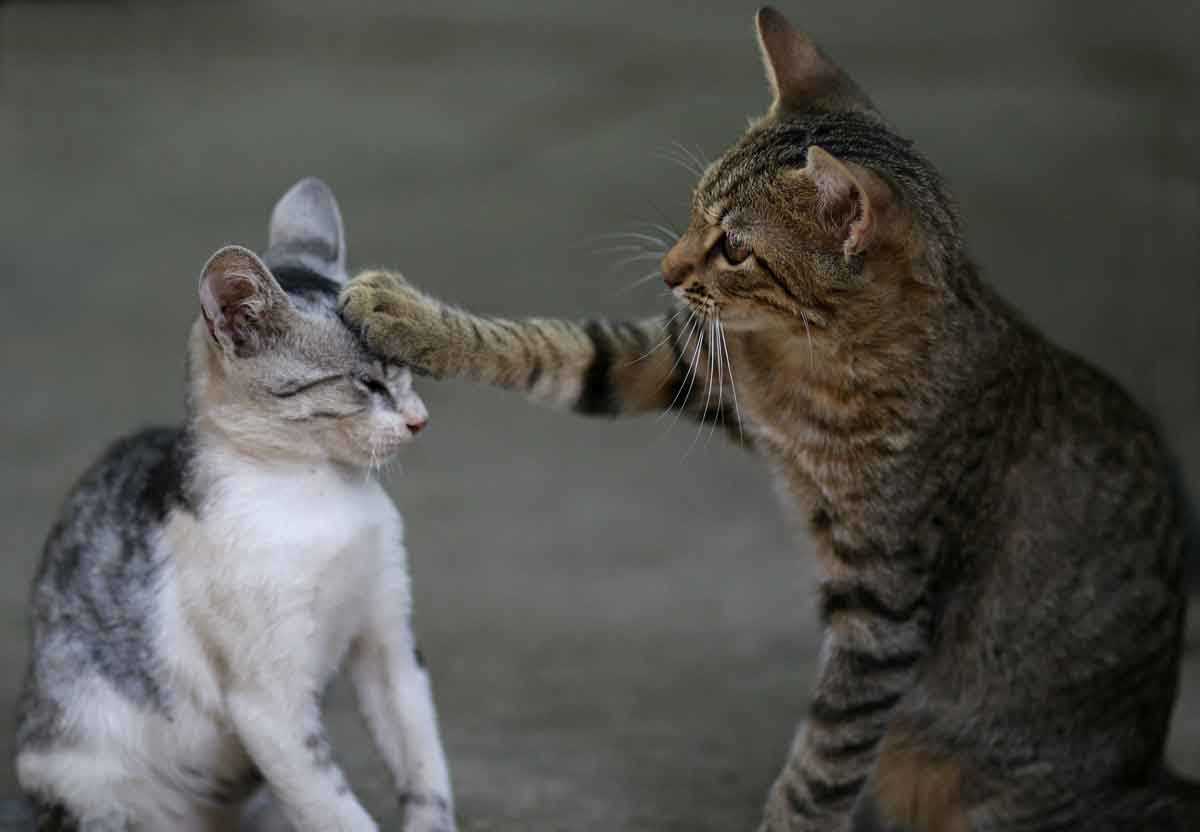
<box><xmin>168</xmin><ymin>454</ymin><xmax>407</xmax><ymax>693</ymax></box>
<box><xmin>210</xmin><ymin>462</ymin><xmax>400</xmax><ymax>560</ymax></box>
<box><xmin>220</xmin><ymin>464</ymin><xmax>399</xmax><ymax>617</ymax></box>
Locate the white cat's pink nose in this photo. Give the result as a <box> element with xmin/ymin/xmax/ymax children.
<box><xmin>407</xmin><ymin>418</ymin><xmax>427</xmax><ymax>435</ymax></box>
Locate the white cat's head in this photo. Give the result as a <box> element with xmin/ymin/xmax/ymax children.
<box><xmin>188</xmin><ymin>179</ymin><xmax>427</xmax><ymax>469</ymax></box>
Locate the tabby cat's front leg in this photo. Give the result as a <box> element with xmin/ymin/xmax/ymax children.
<box><xmin>338</xmin><ymin>272</ymin><xmax>470</xmax><ymax>381</ymax></box>
<box><xmin>761</xmin><ymin>579</ymin><xmax>927</xmax><ymax>832</ymax></box>
<box><xmin>340</xmin><ymin>270</ymin><xmax>739</xmax><ymax>426</ymax></box>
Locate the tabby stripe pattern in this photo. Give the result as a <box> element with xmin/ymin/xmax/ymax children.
<box><xmin>767</xmin><ymin>567</ymin><xmax>928</xmax><ymax>826</ymax></box>
<box><xmin>401</xmin><ymin>295</ymin><xmax>740</xmax><ymax>429</ymax></box>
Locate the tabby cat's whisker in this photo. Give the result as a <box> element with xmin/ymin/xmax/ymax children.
<box><xmin>589</xmin><ymin>231</ymin><xmax>671</xmax><ymax>250</ymax></box>
<box><xmin>643</xmin><ymin>201</ymin><xmax>684</xmax><ymax>239</ymax></box>
<box><xmin>642</xmin><ymin>222</ymin><xmax>681</xmax><ymax>243</ymax></box>
<box><xmin>685</xmin><ymin>317</ymin><xmax>718</xmax><ymax>458</ymax></box>
<box><xmin>593</xmin><ymin>243</ymin><xmax>665</xmax><ymax>256</ymax></box>
<box><xmin>621</xmin><ymin>269</ymin><xmax>666</xmax><ymax>293</ymax></box>
<box><xmin>672</xmin><ymin>327</ymin><xmax>705</xmax><ymax>429</ymax></box>
<box><xmin>613</xmin><ymin>252</ymin><xmax>667</xmax><ymax>269</ymax></box>
<box><xmin>710</xmin><ymin>317</ymin><xmax>726</xmax><ymax>444</ymax></box>
<box><xmin>613</xmin><ymin>231</ymin><xmax>672</xmax><ymax>249</ymax></box>
<box><xmin>717</xmin><ymin>319</ymin><xmax>744</xmax><ymax>444</ymax></box>
<box><xmin>800</xmin><ymin>311</ymin><xmax>815</xmax><ymax>370</ymax></box>
<box><xmin>670</xmin><ymin>141</ymin><xmax>709</xmax><ymax>176</ymax></box>
<box><xmin>629</xmin><ymin>308</ymin><xmax>687</xmax><ymax>364</ymax></box>
<box><xmin>655</xmin><ymin>148</ymin><xmax>704</xmax><ymax>178</ymax></box>
<box><xmin>662</xmin><ymin>313</ymin><xmax>705</xmax><ymax>422</ymax></box>
<box><xmin>654</xmin><ymin>311</ymin><xmax>700</xmax><ymax>395</ymax></box>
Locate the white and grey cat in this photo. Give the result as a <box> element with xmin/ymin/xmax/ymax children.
<box><xmin>16</xmin><ymin>179</ymin><xmax>454</xmax><ymax>832</ymax></box>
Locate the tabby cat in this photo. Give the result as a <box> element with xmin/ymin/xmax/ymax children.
<box><xmin>338</xmin><ymin>8</ymin><xmax>1197</xmax><ymax>832</ymax></box>
<box><xmin>17</xmin><ymin>179</ymin><xmax>454</xmax><ymax>832</ymax></box>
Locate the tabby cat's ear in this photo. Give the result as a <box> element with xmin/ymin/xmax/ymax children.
<box><xmin>754</xmin><ymin>7</ymin><xmax>874</xmax><ymax>115</ymax></box>
<box><xmin>803</xmin><ymin>146</ymin><xmax>893</xmax><ymax>258</ymax></box>
<box><xmin>198</xmin><ymin>245</ymin><xmax>290</xmax><ymax>356</ymax></box>
<box><xmin>264</xmin><ymin>177</ymin><xmax>348</xmax><ymax>284</ymax></box>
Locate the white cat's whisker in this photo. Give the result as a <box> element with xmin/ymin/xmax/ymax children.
<box><xmin>366</xmin><ymin>434</ymin><xmax>383</xmax><ymax>482</ymax></box>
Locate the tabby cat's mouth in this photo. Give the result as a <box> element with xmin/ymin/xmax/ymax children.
<box><xmin>677</xmin><ymin>287</ymin><xmax>717</xmax><ymax>318</ymax></box>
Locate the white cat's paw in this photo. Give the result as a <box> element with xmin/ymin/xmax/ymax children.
<box><xmin>400</xmin><ymin>794</ymin><xmax>455</xmax><ymax>832</ymax></box>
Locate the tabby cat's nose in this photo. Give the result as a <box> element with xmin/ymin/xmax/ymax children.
<box><xmin>661</xmin><ymin>249</ymin><xmax>690</xmax><ymax>289</ymax></box>
<box><xmin>407</xmin><ymin>419</ymin><xmax>427</xmax><ymax>435</ymax></box>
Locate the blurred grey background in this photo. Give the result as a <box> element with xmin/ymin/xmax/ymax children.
<box><xmin>1</xmin><ymin>1</ymin><xmax>1197</xmax><ymax>829</ymax></box>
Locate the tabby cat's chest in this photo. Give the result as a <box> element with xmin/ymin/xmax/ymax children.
<box><xmin>748</xmin><ymin>414</ymin><xmax>850</xmax><ymax>509</ymax></box>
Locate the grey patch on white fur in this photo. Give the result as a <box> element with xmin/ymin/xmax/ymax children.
<box><xmin>263</xmin><ymin>177</ymin><xmax>347</xmax><ymax>284</ymax></box>
<box><xmin>18</xmin><ymin>429</ymin><xmax>192</xmax><ymax>746</ymax></box>
<box><xmin>180</xmin><ymin>763</ymin><xmax>264</xmax><ymax>807</ymax></box>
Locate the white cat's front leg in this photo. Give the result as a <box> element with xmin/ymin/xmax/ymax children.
<box><xmin>351</xmin><ymin>627</ymin><xmax>454</xmax><ymax>832</ymax></box>
<box><xmin>227</xmin><ymin>686</ymin><xmax>376</xmax><ymax>832</ymax></box>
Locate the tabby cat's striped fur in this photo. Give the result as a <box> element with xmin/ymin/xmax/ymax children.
<box><xmin>340</xmin><ymin>8</ymin><xmax>1197</xmax><ymax>831</ymax></box>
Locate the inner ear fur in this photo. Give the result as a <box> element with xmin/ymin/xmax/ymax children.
<box><xmin>796</xmin><ymin>145</ymin><xmax>897</xmax><ymax>258</ymax></box>
<box><xmin>198</xmin><ymin>245</ymin><xmax>290</xmax><ymax>356</ymax></box>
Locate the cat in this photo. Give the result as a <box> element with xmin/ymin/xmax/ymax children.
<box><xmin>337</xmin><ymin>7</ymin><xmax>1198</xmax><ymax>832</ymax></box>
<box><xmin>16</xmin><ymin>178</ymin><xmax>455</xmax><ymax>832</ymax></box>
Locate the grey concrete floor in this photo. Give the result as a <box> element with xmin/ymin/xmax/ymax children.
<box><xmin>1</xmin><ymin>1</ymin><xmax>1198</xmax><ymax>829</ymax></box>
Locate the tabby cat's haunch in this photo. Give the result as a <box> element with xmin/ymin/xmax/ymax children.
<box><xmin>340</xmin><ymin>8</ymin><xmax>1197</xmax><ymax>832</ymax></box>
<box><xmin>17</xmin><ymin>180</ymin><xmax>453</xmax><ymax>832</ymax></box>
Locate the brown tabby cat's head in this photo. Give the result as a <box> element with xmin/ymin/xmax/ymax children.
<box><xmin>662</xmin><ymin>7</ymin><xmax>962</xmax><ymax>345</ymax></box>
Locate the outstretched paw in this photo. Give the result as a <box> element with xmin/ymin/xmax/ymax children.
<box><xmin>338</xmin><ymin>271</ymin><xmax>457</xmax><ymax>377</ymax></box>
<box><xmin>338</xmin><ymin>270</ymin><xmax>413</xmax><ymax>340</ymax></box>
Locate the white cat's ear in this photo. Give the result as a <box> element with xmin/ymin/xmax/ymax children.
<box><xmin>754</xmin><ymin>7</ymin><xmax>874</xmax><ymax>115</ymax></box>
<box><xmin>264</xmin><ymin>177</ymin><xmax>348</xmax><ymax>284</ymax></box>
<box><xmin>198</xmin><ymin>245</ymin><xmax>290</xmax><ymax>356</ymax></box>
<box><xmin>802</xmin><ymin>146</ymin><xmax>893</xmax><ymax>257</ymax></box>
